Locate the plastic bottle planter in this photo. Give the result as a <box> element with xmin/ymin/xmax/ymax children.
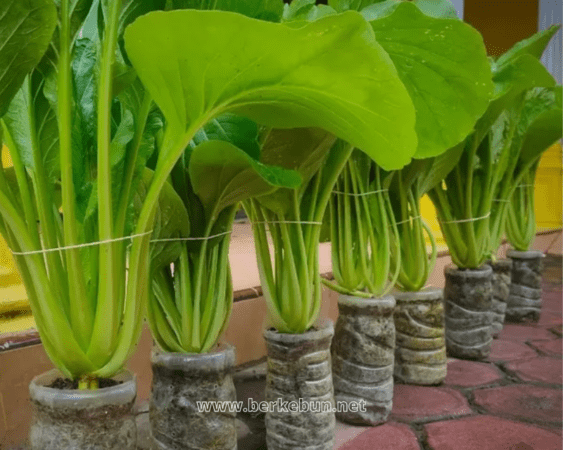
<box><xmin>506</xmin><ymin>249</ymin><xmax>543</xmax><ymax>323</ymax></box>
<box><xmin>150</xmin><ymin>346</ymin><xmax>237</xmax><ymax>450</ymax></box>
<box><xmin>394</xmin><ymin>288</ymin><xmax>446</xmax><ymax>385</ymax></box>
<box><xmin>332</xmin><ymin>295</ymin><xmax>395</xmax><ymax>425</ymax></box>
<box><xmin>444</xmin><ymin>265</ymin><xmax>493</xmax><ymax>360</ymax></box>
<box><xmin>489</xmin><ymin>259</ymin><xmax>512</xmax><ymax>337</ymax></box>
<box><xmin>263</xmin><ymin>321</ymin><xmax>335</xmax><ymax>450</ymax></box>
<box><xmin>29</xmin><ymin>370</ymin><xmax>137</xmax><ymax>450</ymax></box>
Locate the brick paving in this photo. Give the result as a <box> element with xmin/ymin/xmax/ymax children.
<box><xmin>335</xmin><ymin>254</ymin><xmax>562</xmax><ymax>450</ymax></box>
<box><xmin>444</xmin><ymin>359</ymin><xmax>503</xmax><ymax>387</ymax></box>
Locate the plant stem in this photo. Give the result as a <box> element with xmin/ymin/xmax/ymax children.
<box><xmin>59</xmin><ymin>0</ymin><xmax>91</xmax><ymax>350</ymax></box>
<box><xmin>88</xmin><ymin>0</ymin><xmax>123</xmax><ymax>366</ymax></box>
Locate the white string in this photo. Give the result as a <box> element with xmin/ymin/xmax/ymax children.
<box><xmin>150</xmin><ymin>231</ymin><xmax>232</xmax><ymax>243</ymax></box>
<box><xmin>251</xmin><ymin>220</ymin><xmax>323</xmax><ymax>225</ymax></box>
<box><xmin>439</xmin><ymin>212</ymin><xmax>491</xmax><ymax>224</ymax></box>
<box><xmin>11</xmin><ymin>230</ymin><xmax>154</xmax><ymax>256</ymax></box>
<box><xmin>332</xmin><ymin>189</ymin><xmax>388</xmax><ymax>197</ymax></box>
<box><xmin>394</xmin><ymin>215</ymin><xmax>422</xmax><ymax>226</ymax></box>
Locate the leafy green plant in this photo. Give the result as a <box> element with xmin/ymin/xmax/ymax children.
<box><xmin>387</xmin><ymin>145</ymin><xmax>465</xmax><ymax>291</ymax></box>
<box><xmin>0</xmin><ymin>0</ymin><xmax>171</xmax><ymax>388</ymax></box>
<box><xmin>506</xmin><ymin>170</ymin><xmax>537</xmax><ymax>252</ymax></box>
<box><xmin>428</xmin><ymin>27</ymin><xmax>561</xmax><ymax>269</ymax></box>
<box><xmin>147</xmin><ymin>116</ymin><xmax>302</xmax><ymax>353</ymax></box>
<box><xmin>325</xmin><ymin>1</ymin><xmax>493</xmax><ymax>296</ymax></box>
<box><xmin>504</xmin><ymin>86</ymin><xmax>562</xmax><ymax>251</ymax></box>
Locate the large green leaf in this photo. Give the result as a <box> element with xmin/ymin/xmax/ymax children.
<box><xmin>369</xmin><ymin>3</ymin><xmax>493</xmax><ymax>158</ymax></box>
<box><xmin>189</xmin><ymin>140</ymin><xmax>302</xmax><ymax>218</ymax></box>
<box><xmin>167</xmin><ymin>0</ymin><xmax>285</xmax><ymax>22</ymax></box>
<box><xmin>124</xmin><ymin>10</ymin><xmax>417</xmax><ymax>170</ymax></box>
<box><xmin>0</xmin><ymin>0</ymin><xmax>57</xmax><ymax>116</ymax></box>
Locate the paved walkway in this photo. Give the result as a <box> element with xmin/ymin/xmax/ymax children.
<box><xmin>334</xmin><ymin>254</ymin><xmax>562</xmax><ymax>450</ymax></box>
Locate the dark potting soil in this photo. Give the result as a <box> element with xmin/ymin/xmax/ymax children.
<box><xmin>48</xmin><ymin>377</ymin><xmax>122</xmax><ymax>390</ymax></box>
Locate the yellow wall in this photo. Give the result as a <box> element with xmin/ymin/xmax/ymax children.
<box><xmin>534</xmin><ymin>142</ymin><xmax>562</xmax><ymax>229</ymax></box>
<box><xmin>0</xmin><ymin>146</ymin><xmax>17</xmax><ymax>271</ymax></box>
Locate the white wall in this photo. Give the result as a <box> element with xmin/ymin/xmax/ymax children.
<box><xmin>539</xmin><ymin>0</ymin><xmax>562</xmax><ymax>83</ymax></box>
<box><xmin>450</xmin><ymin>0</ymin><xmax>464</xmax><ymax>19</ymax></box>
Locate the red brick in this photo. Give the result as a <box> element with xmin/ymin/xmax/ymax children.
<box><xmin>444</xmin><ymin>359</ymin><xmax>503</xmax><ymax>387</ymax></box>
<box><xmin>338</xmin><ymin>422</ymin><xmax>419</xmax><ymax>450</ymax></box>
<box><xmin>488</xmin><ymin>339</ymin><xmax>538</xmax><ymax>362</ymax></box>
<box><xmin>529</xmin><ymin>339</ymin><xmax>563</xmax><ymax>357</ymax></box>
<box><xmin>391</xmin><ymin>385</ymin><xmax>472</xmax><ymax>421</ymax></box>
<box><xmin>550</xmin><ymin>324</ymin><xmax>563</xmax><ymax>337</ymax></box>
<box><xmin>499</xmin><ymin>325</ymin><xmax>555</xmax><ymax>342</ymax></box>
<box><xmin>425</xmin><ymin>415</ymin><xmax>561</xmax><ymax>450</ymax></box>
<box><xmin>542</xmin><ymin>291</ymin><xmax>563</xmax><ymax>313</ymax></box>
<box><xmin>539</xmin><ymin>311</ymin><xmax>563</xmax><ymax>326</ymax></box>
<box><xmin>506</xmin><ymin>356</ymin><xmax>563</xmax><ymax>384</ymax></box>
<box><xmin>474</xmin><ymin>385</ymin><xmax>562</xmax><ymax>424</ymax></box>
<box><xmin>540</xmin><ymin>315</ymin><xmax>563</xmax><ymax>327</ymax></box>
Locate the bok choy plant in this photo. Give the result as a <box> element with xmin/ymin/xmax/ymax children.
<box><xmin>124</xmin><ymin>9</ymin><xmax>420</xmax><ymax>337</ymax></box>
<box><xmin>387</xmin><ymin>146</ymin><xmax>465</xmax><ymax>291</ymax></box>
<box><xmin>429</xmin><ymin>27</ymin><xmax>561</xmax><ymax>268</ymax></box>
<box><xmin>146</xmin><ymin>115</ymin><xmax>302</xmax><ymax>353</ymax></box>
<box><xmin>0</xmin><ymin>0</ymin><xmax>170</xmax><ymax>388</ymax></box>
<box><xmin>325</xmin><ymin>1</ymin><xmax>493</xmax><ymax>296</ymax></box>
<box><xmin>504</xmin><ymin>86</ymin><xmax>562</xmax><ymax>251</ymax></box>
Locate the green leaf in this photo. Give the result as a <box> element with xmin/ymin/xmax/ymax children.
<box><xmin>516</xmin><ymin>86</ymin><xmax>562</xmax><ymax>171</ymax></box>
<box><xmin>191</xmin><ymin>114</ymin><xmax>260</xmax><ymax>160</ymax></box>
<box><xmin>408</xmin><ymin>0</ymin><xmax>459</xmax><ymax>19</ymax></box>
<box><xmin>124</xmin><ymin>10</ymin><xmax>417</xmax><ymax>170</ymax></box>
<box><xmin>2</xmin><ymin>75</ymin><xmax>60</xmax><ymax>181</ymax></box>
<box><xmin>282</xmin><ymin>0</ymin><xmax>336</xmax><ymax>22</ymax></box>
<box><xmin>255</xmin><ymin>128</ymin><xmax>337</xmax><ymax>214</ymax></box>
<box><xmin>117</xmin><ymin>0</ymin><xmax>167</xmax><ymax>38</ymax></box>
<box><xmin>476</xmin><ymin>54</ymin><xmax>556</xmax><ymax>143</ymax></box>
<box><xmin>369</xmin><ymin>3</ymin><xmax>493</xmax><ymax>157</ymax></box>
<box><xmin>70</xmin><ymin>38</ymin><xmax>98</xmax><ymax>220</ymax></box>
<box><xmin>134</xmin><ymin>168</ymin><xmax>190</xmax><ymax>272</ymax></box>
<box><xmin>40</xmin><ymin>0</ymin><xmax>94</xmax><ymax>74</ymax></box>
<box><xmin>167</xmin><ymin>0</ymin><xmax>285</xmax><ymax>22</ymax></box>
<box><xmin>417</xmin><ymin>141</ymin><xmax>465</xmax><ymax>194</ymax></box>
<box><xmin>100</xmin><ymin>0</ymin><xmax>166</xmax><ymax>66</ymax></box>
<box><xmin>329</xmin><ymin>0</ymin><xmax>382</xmax><ymax>13</ymax></box>
<box><xmin>189</xmin><ymin>140</ymin><xmax>302</xmax><ymax>219</ymax></box>
<box><xmin>0</xmin><ymin>0</ymin><xmax>57</xmax><ymax>116</ymax></box>
<box><xmin>496</xmin><ymin>25</ymin><xmax>561</xmax><ymax>68</ymax></box>
<box><xmin>361</xmin><ymin>0</ymin><xmax>458</xmax><ymax>20</ymax></box>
